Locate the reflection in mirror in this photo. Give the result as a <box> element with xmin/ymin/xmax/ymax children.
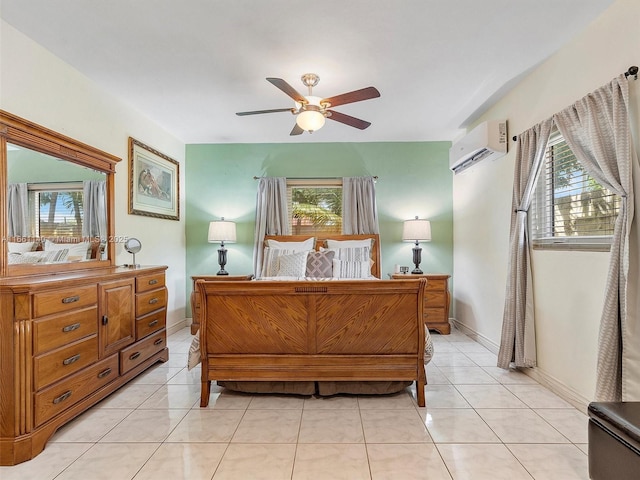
<box><xmin>7</xmin><ymin>142</ymin><xmax>108</xmax><ymax>266</ymax></box>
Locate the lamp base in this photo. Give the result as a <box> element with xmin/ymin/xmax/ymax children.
<box><xmin>411</xmin><ymin>267</ymin><xmax>423</xmax><ymax>275</ymax></box>
<box><xmin>217</xmin><ymin>245</ymin><xmax>229</xmax><ymax>276</ymax></box>
<box><xmin>412</xmin><ymin>243</ymin><xmax>423</xmax><ymax>275</ymax></box>
<box><xmin>216</xmin><ymin>269</ymin><xmax>229</xmax><ymax>276</ymax></box>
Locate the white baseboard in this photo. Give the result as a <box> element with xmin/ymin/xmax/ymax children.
<box><xmin>451</xmin><ymin>318</ymin><xmax>590</xmax><ymax>412</ymax></box>
<box><xmin>167</xmin><ymin>317</ymin><xmax>191</xmax><ymax>337</ymax></box>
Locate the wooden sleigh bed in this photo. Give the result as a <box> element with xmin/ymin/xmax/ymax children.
<box><xmin>194</xmin><ymin>234</ymin><xmax>429</xmax><ymax>407</ymax></box>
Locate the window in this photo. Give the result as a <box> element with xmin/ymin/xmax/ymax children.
<box><xmin>28</xmin><ymin>183</ymin><xmax>84</xmax><ymax>238</ymax></box>
<box><xmin>287</xmin><ymin>179</ymin><xmax>342</xmax><ymax>235</ymax></box>
<box><xmin>531</xmin><ymin>127</ymin><xmax>619</xmax><ymax>250</ymax></box>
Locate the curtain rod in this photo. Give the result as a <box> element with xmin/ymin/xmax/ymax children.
<box><xmin>253</xmin><ymin>176</ymin><xmax>378</xmax><ymax>180</ymax></box>
<box><xmin>511</xmin><ymin>65</ymin><xmax>638</xmax><ymax>142</ymax></box>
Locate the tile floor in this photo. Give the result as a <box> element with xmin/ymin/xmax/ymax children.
<box><xmin>1</xmin><ymin>327</ymin><xmax>590</xmax><ymax>479</ymax></box>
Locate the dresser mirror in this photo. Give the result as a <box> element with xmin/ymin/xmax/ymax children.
<box><xmin>1</xmin><ymin>110</ymin><xmax>120</xmax><ymax>277</ymax></box>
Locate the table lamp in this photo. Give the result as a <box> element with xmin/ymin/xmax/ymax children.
<box><xmin>207</xmin><ymin>217</ymin><xmax>237</xmax><ymax>275</ymax></box>
<box><xmin>402</xmin><ymin>216</ymin><xmax>431</xmax><ymax>274</ymax></box>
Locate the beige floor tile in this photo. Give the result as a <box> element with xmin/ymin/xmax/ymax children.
<box><xmin>0</xmin><ymin>443</ymin><xmax>93</xmax><ymax>480</ymax></box>
<box><xmin>232</xmin><ymin>409</ymin><xmax>302</xmax><ymax>443</ymax></box>
<box><xmin>505</xmin><ymin>384</ymin><xmax>575</xmax><ymax>408</ymax></box>
<box><xmin>463</xmin><ymin>351</ymin><xmax>499</xmax><ymax>366</ymax></box>
<box><xmin>534</xmin><ymin>408</ymin><xmax>589</xmax><ymax>443</ymax></box>
<box><xmin>303</xmin><ymin>394</ymin><xmax>359</xmax><ymax>409</ymax></box>
<box><xmin>357</xmin><ymin>390</ymin><xmax>415</xmax><ymax>409</ymax></box>
<box><xmin>248</xmin><ymin>393</ymin><xmax>306</xmax><ymax>409</ymax></box>
<box><xmin>96</xmin><ymin>383</ymin><xmax>162</xmax><ymax>409</ymax></box>
<box><xmin>367</xmin><ymin>443</ymin><xmax>452</xmax><ymax>480</ymax></box>
<box><xmin>437</xmin><ymin>443</ymin><xmax>534</xmax><ymax>480</ymax></box>
<box><xmin>130</xmin><ymin>365</ymin><xmax>183</xmax><ymax>384</ymax></box>
<box><xmin>423</xmin><ymin>408</ymin><xmax>501</xmax><ymax>443</ymax></box>
<box><xmin>438</xmin><ymin>366</ymin><xmax>500</xmax><ymax>384</ymax></box>
<box><xmin>423</xmin><ymin>384</ymin><xmax>471</xmax><ymax>408</ymax></box>
<box><xmin>361</xmin><ymin>409</ymin><xmax>432</xmax><ymax>443</ymax></box>
<box><xmin>481</xmin><ymin>366</ymin><xmax>539</xmax><ymax>384</ymax></box>
<box><xmin>455</xmin><ymin>384</ymin><xmax>528</xmax><ymax>409</ymax></box>
<box><xmin>50</xmin><ymin>407</ymin><xmax>132</xmax><ymax>443</ymax></box>
<box><xmin>163</xmin><ymin>352</ymin><xmax>188</xmax><ymax>368</ymax></box>
<box><xmin>213</xmin><ymin>443</ymin><xmax>296</xmax><ymax>480</ymax></box>
<box><xmin>292</xmin><ymin>444</ymin><xmax>371</xmax><ymax>480</ymax></box>
<box><xmin>55</xmin><ymin>443</ymin><xmax>159</xmax><ymax>480</ymax></box>
<box><xmin>299</xmin><ymin>409</ymin><xmax>365</xmax><ymax>443</ymax></box>
<box><xmin>100</xmin><ymin>408</ymin><xmax>189</xmax><ymax>443</ymax></box>
<box><xmin>476</xmin><ymin>408</ymin><xmax>570</xmax><ymax>443</ymax></box>
<box><xmin>425</xmin><ymin>363</ymin><xmax>451</xmax><ymax>384</ymax></box>
<box><xmin>507</xmin><ymin>443</ymin><xmax>589</xmax><ymax>479</ymax></box>
<box><xmin>201</xmin><ymin>390</ymin><xmax>253</xmax><ymax>410</ymax></box>
<box><xmin>138</xmin><ymin>383</ymin><xmax>201</xmax><ymax>409</ymax></box>
<box><xmin>166</xmin><ymin>366</ymin><xmax>201</xmax><ymax>385</ymax></box>
<box><xmin>432</xmin><ymin>351</ymin><xmax>477</xmax><ymax>367</ymax></box>
<box><xmin>133</xmin><ymin>443</ymin><xmax>226</xmax><ymax>480</ymax></box>
<box><xmin>166</xmin><ymin>408</ymin><xmax>245</xmax><ymax>442</ymax></box>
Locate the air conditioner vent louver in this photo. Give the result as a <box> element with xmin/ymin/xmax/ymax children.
<box><xmin>449</xmin><ymin>120</ymin><xmax>508</xmax><ymax>174</ymax></box>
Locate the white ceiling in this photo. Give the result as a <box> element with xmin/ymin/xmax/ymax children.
<box><xmin>1</xmin><ymin>0</ymin><xmax>615</xmax><ymax>144</ymax></box>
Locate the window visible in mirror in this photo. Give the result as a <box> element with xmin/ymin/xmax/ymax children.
<box><xmin>28</xmin><ymin>183</ymin><xmax>84</xmax><ymax>238</ymax></box>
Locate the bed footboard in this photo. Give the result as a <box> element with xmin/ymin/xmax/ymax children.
<box><xmin>197</xmin><ymin>279</ymin><xmax>427</xmax><ymax>407</ymax></box>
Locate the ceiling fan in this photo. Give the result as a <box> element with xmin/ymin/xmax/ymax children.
<box><xmin>236</xmin><ymin>73</ymin><xmax>380</xmax><ymax>135</ymax></box>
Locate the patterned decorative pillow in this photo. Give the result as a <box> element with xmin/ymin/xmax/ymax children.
<box><xmin>321</xmin><ymin>246</ymin><xmax>370</xmax><ymax>262</ymax></box>
<box><xmin>332</xmin><ymin>259</ymin><xmax>372</xmax><ymax>279</ymax></box>
<box><xmin>8</xmin><ymin>241</ymin><xmax>36</xmax><ymax>253</ymax></box>
<box><xmin>44</xmin><ymin>240</ymin><xmax>90</xmax><ymax>260</ymax></box>
<box><xmin>261</xmin><ymin>247</ymin><xmax>311</xmax><ymax>277</ymax></box>
<box><xmin>276</xmin><ymin>251</ymin><xmax>309</xmax><ymax>277</ymax></box>
<box><xmin>305</xmin><ymin>250</ymin><xmax>335</xmax><ymax>278</ymax></box>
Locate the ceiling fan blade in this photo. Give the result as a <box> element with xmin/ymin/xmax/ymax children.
<box><xmin>321</xmin><ymin>86</ymin><xmax>380</xmax><ymax>108</ymax></box>
<box><xmin>326</xmin><ymin>110</ymin><xmax>371</xmax><ymax>130</ymax></box>
<box><xmin>290</xmin><ymin>124</ymin><xmax>304</xmax><ymax>136</ymax></box>
<box><xmin>266</xmin><ymin>78</ymin><xmax>307</xmax><ymax>103</ymax></box>
<box><xmin>236</xmin><ymin>108</ymin><xmax>293</xmax><ymax>116</ymax></box>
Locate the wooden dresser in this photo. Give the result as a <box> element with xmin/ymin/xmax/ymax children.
<box><xmin>391</xmin><ymin>273</ymin><xmax>451</xmax><ymax>334</ymax></box>
<box><xmin>0</xmin><ymin>265</ymin><xmax>168</xmax><ymax>465</ymax></box>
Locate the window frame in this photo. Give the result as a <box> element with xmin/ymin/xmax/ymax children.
<box><xmin>286</xmin><ymin>178</ymin><xmax>343</xmax><ymax>236</ymax></box>
<box><xmin>28</xmin><ymin>181</ymin><xmax>85</xmax><ymax>238</ymax></box>
<box><xmin>530</xmin><ymin>130</ymin><xmax>618</xmax><ymax>252</ymax></box>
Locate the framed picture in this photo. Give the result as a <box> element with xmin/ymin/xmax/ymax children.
<box><xmin>128</xmin><ymin>137</ymin><xmax>179</xmax><ymax>221</ymax></box>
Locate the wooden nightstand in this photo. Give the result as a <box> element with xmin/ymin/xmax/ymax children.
<box><xmin>190</xmin><ymin>274</ymin><xmax>253</xmax><ymax>334</ymax></box>
<box><xmin>390</xmin><ymin>273</ymin><xmax>451</xmax><ymax>334</ymax></box>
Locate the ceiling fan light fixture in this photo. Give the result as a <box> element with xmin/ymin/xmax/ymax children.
<box><xmin>296</xmin><ymin>110</ymin><xmax>325</xmax><ymax>132</ymax></box>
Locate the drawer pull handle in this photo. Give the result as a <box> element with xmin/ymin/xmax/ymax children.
<box><xmin>148</xmin><ymin>319</ymin><xmax>159</xmax><ymax>327</ymax></box>
<box><xmin>149</xmin><ymin>298</ymin><xmax>159</xmax><ymax>305</ymax></box>
<box><xmin>63</xmin><ymin>354</ymin><xmax>81</xmax><ymax>366</ymax></box>
<box><xmin>97</xmin><ymin>368</ymin><xmax>112</xmax><ymax>379</ymax></box>
<box><xmin>129</xmin><ymin>352</ymin><xmax>141</xmax><ymax>361</ymax></box>
<box><xmin>53</xmin><ymin>391</ymin><xmax>72</xmax><ymax>404</ymax></box>
<box><xmin>62</xmin><ymin>295</ymin><xmax>80</xmax><ymax>304</ymax></box>
<box><xmin>62</xmin><ymin>322</ymin><xmax>81</xmax><ymax>333</ymax></box>
<box><xmin>149</xmin><ymin>279</ymin><xmax>158</xmax><ymax>285</ymax></box>
<box><xmin>154</xmin><ymin>338</ymin><xmax>163</xmax><ymax>346</ymax></box>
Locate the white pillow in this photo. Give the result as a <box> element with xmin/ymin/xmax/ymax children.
<box><xmin>276</xmin><ymin>251</ymin><xmax>309</xmax><ymax>277</ymax></box>
<box><xmin>261</xmin><ymin>247</ymin><xmax>312</xmax><ymax>277</ymax></box>
<box><xmin>326</xmin><ymin>238</ymin><xmax>373</xmax><ymax>250</ymax></box>
<box><xmin>332</xmin><ymin>259</ymin><xmax>372</xmax><ymax>279</ymax></box>
<box><xmin>44</xmin><ymin>240</ymin><xmax>90</xmax><ymax>261</ymax></box>
<box><xmin>8</xmin><ymin>241</ymin><xmax>36</xmax><ymax>253</ymax></box>
<box><xmin>10</xmin><ymin>249</ymin><xmax>69</xmax><ymax>264</ymax></box>
<box><xmin>266</xmin><ymin>237</ymin><xmax>315</xmax><ymax>250</ymax></box>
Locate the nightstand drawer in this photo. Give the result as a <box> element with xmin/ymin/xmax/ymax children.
<box><xmin>34</xmin><ymin>354</ymin><xmax>118</xmax><ymax>427</ymax></box>
<box><xmin>34</xmin><ymin>335</ymin><xmax>99</xmax><ymax>390</ymax></box>
<box><xmin>425</xmin><ymin>290</ymin><xmax>446</xmax><ymax>306</ymax></box>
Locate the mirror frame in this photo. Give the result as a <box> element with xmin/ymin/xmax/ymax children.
<box><xmin>1</xmin><ymin>110</ymin><xmax>120</xmax><ymax>278</ymax></box>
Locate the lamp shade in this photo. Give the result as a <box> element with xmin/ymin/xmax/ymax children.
<box><xmin>208</xmin><ymin>218</ymin><xmax>237</xmax><ymax>243</ymax></box>
<box><xmin>402</xmin><ymin>217</ymin><xmax>431</xmax><ymax>242</ymax></box>
<box><xmin>296</xmin><ymin>96</ymin><xmax>325</xmax><ymax>132</ymax></box>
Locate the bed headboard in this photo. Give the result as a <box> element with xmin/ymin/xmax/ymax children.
<box><xmin>263</xmin><ymin>233</ymin><xmax>381</xmax><ymax>278</ymax></box>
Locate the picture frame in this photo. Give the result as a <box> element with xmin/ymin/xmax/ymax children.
<box><xmin>128</xmin><ymin>137</ymin><xmax>179</xmax><ymax>221</ymax></box>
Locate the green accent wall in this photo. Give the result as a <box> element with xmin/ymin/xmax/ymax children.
<box><xmin>185</xmin><ymin>141</ymin><xmax>453</xmax><ymax>316</ymax></box>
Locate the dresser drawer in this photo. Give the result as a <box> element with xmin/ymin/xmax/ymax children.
<box><xmin>424</xmin><ymin>290</ymin><xmax>446</xmax><ymax>307</ymax></box>
<box><xmin>120</xmin><ymin>329</ymin><xmax>166</xmax><ymax>374</ymax></box>
<box><xmin>136</xmin><ymin>272</ymin><xmax>166</xmax><ymax>293</ymax></box>
<box><xmin>33</xmin><ymin>306</ymin><xmax>98</xmax><ymax>355</ymax></box>
<box><xmin>136</xmin><ymin>287</ymin><xmax>167</xmax><ymax>317</ymax></box>
<box><xmin>136</xmin><ymin>309</ymin><xmax>166</xmax><ymax>340</ymax></box>
<box><xmin>34</xmin><ymin>335</ymin><xmax>99</xmax><ymax>390</ymax></box>
<box><xmin>34</xmin><ymin>354</ymin><xmax>118</xmax><ymax>427</ymax></box>
<box><xmin>33</xmin><ymin>285</ymin><xmax>97</xmax><ymax>318</ymax></box>
<box><xmin>425</xmin><ymin>278</ymin><xmax>448</xmax><ymax>291</ymax></box>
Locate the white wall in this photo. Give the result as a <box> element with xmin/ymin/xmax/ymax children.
<box><xmin>1</xmin><ymin>21</ymin><xmax>187</xmax><ymax>330</ymax></box>
<box><xmin>453</xmin><ymin>0</ymin><xmax>640</xmax><ymax>406</ymax></box>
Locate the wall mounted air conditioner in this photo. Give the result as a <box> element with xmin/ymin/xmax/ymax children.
<box><xmin>449</xmin><ymin>120</ymin><xmax>508</xmax><ymax>174</ymax></box>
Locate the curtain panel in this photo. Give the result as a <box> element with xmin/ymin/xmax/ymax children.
<box><xmin>7</xmin><ymin>183</ymin><xmax>29</xmax><ymax>237</ymax></box>
<box><xmin>342</xmin><ymin>176</ymin><xmax>379</xmax><ymax>234</ymax></box>
<box><xmin>554</xmin><ymin>74</ymin><xmax>640</xmax><ymax>401</ymax></box>
<box><xmin>497</xmin><ymin>119</ymin><xmax>553</xmax><ymax>369</ymax></box>
<box><xmin>82</xmin><ymin>180</ymin><xmax>107</xmax><ymax>240</ymax></box>
<box><xmin>253</xmin><ymin>177</ymin><xmax>290</xmax><ymax>277</ymax></box>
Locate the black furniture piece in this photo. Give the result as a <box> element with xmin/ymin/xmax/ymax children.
<box><xmin>588</xmin><ymin>402</ymin><xmax>640</xmax><ymax>479</ymax></box>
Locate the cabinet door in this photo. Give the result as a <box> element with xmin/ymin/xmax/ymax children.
<box><xmin>99</xmin><ymin>278</ymin><xmax>135</xmax><ymax>357</ymax></box>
